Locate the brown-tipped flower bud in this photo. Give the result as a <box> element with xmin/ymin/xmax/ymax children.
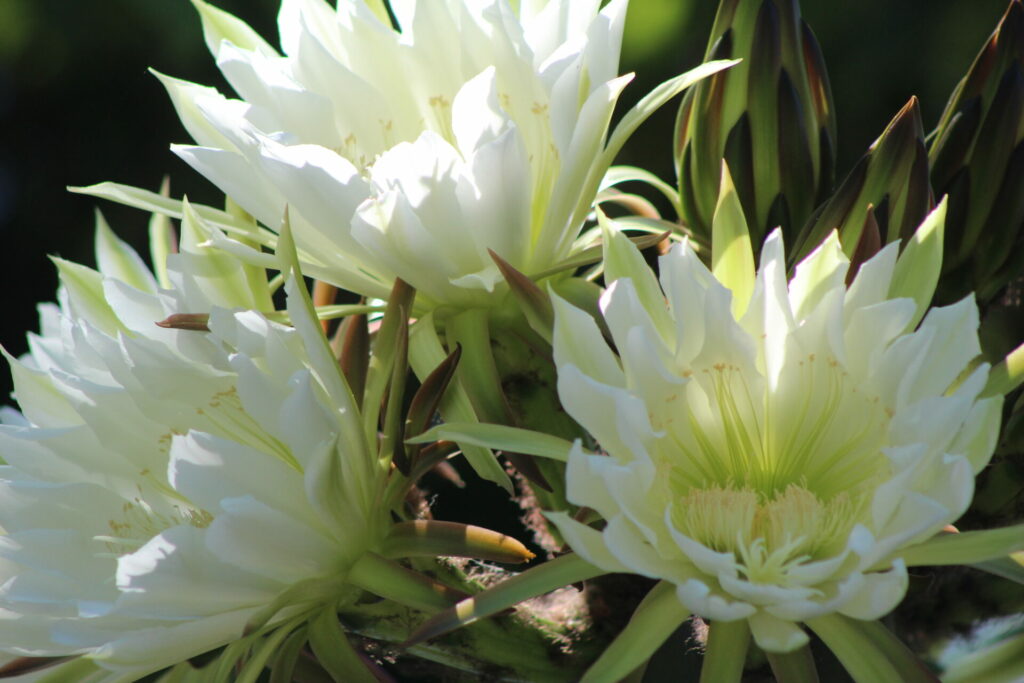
<box><xmin>792</xmin><ymin>97</ymin><xmax>933</xmax><ymax>263</ymax></box>
<box><xmin>930</xmin><ymin>0</ymin><xmax>1024</xmax><ymax>304</ymax></box>
<box><xmin>675</xmin><ymin>0</ymin><xmax>836</xmax><ymax>247</ymax></box>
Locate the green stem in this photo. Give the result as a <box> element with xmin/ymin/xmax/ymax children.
<box><xmin>699</xmin><ymin>619</ymin><xmax>750</xmax><ymax>683</ymax></box>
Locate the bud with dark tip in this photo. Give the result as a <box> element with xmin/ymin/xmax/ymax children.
<box><xmin>675</xmin><ymin>0</ymin><xmax>836</xmax><ymax>247</ymax></box>
<box><xmin>930</xmin><ymin>0</ymin><xmax>1024</xmax><ymax>304</ymax></box>
<box><xmin>792</xmin><ymin>97</ymin><xmax>934</xmax><ymax>263</ymax></box>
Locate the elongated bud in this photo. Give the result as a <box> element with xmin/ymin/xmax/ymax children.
<box><xmin>930</xmin><ymin>0</ymin><xmax>1024</xmax><ymax>303</ymax></box>
<box><xmin>793</xmin><ymin>97</ymin><xmax>933</xmax><ymax>263</ymax></box>
<box><xmin>675</xmin><ymin>0</ymin><xmax>836</xmax><ymax>246</ymax></box>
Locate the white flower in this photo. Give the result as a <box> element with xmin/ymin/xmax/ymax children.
<box><xmin>0</xmin><ymin>209</ymin><xmax>391</xmax><ymax>677</ymax></box>
<box><xmin>548</xmin><ymin>214</ymin><xmax>1004</xmax><ymax>655</ymax></box>
<box><xmin>159</xmin><ymin>0</ymin><xmax>630</xmax><ymax>311</ymax></box>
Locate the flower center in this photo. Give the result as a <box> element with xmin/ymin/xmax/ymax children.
<box><xmin>657</xmin><ymin>354</ymin><xmax>892</xmax><ymax>574</ymax></box>
<box><xmin>671</xmin><ymin>484</ymin><xmax>866</xmax><ymax>583</ymax></box>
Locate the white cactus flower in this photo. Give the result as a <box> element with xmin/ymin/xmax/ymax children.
<box><xmin>548</xmin><ymin>205</ymin><xmax>1004</xmax><ymax>658</ymax></box>
<box><xmin>158</xmin><ymin>0</ymin><xmax>631</xmax><ymax>312</ymax></box>
<box><xmin>0</xmin><ymin>210</ymin><xmax>393</xmax><ymax>679</ymax></box>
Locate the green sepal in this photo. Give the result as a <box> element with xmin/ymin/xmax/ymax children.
<box><xmin>333</xmin><ymin>311</ymin><xmax>370</xmax><ymax>410</ymax></box>
<box><xmin>898</xmin><ymin>522</ymin><xmax>1024</xmax><ymax>566</ymax></box>
<box><xmin>348</xmin><ymin>552</ymin><xmax>467</xmax><ymax>612</ymax></box>
<box><xmin>983</xmin><ymin>339</ymin><xmax>1024</xmax><ymax>397</ymax></box>
<box><xmin>410</xmin><ymin>421</ymin><xmax>575</xmax><ymax>462</ymax></box>
<box><xmin>888</xmin><ymin>197</ymin><xmax>947</xmax><ymax>331</ymax></box>
<box><xmin>571</xmin><ymin>59</ymin><xmax>740</xmax><ymax>233</ymax></box>
<box><xmin>711</xmin><ymin>162</ymin><xmax>755</xmax><ymax>317</ymax></box>
<box><xmin>69</xmin><ymin>182</ymin><xmax>279</xmax><ymax>250</ymax></box>
<box><xmin>806</xmin><ymin>615</ymin><xmax>938</xmax><ymax>683</ymax></box>
<box><xmin>404</xmin><ymin>343</ymin><xmax>462</xmax><ymax>470</ymax></box>
<box><xmin>382</xmin><ymin>520</ymin><xmax>535</xmax><ymax>564</ymax></box>
<box><xmin>971</xmin><ymin>552</ymin><xmax>1024</xmax><ymax>584</ymax></box>
<box><xmin>191</xmin><ymin>0</ymin><xmax>277</xmax><ymax>59</ymax></box>
<box><xmin>408</xmin><ymin>316</ymin><xmax>513</xmax><ymax>492</ymax></box>
<box><xmin>530</xmin><ymin>231</ymin><xmax>669</xmax><ymax>281</ymax></box>
<box><xmin>363</xmin><ymin>278</ymin><xmax>416</xmax><ymax>455</ymax></box>
<box><xmin>581</xmin><ymin>581</ymin><xmax>689</xmax><ymax>683</ymax></box>
<box><xmin>489</xmin><ymin>249</ymin><xmax>554</xmax><ymax>344</ymax></box>
<box><xmin>601</xmin><ymin>165</ymin><xmax>683</xmax><ymax>219</ymax></box>
<box><xmin>307</xmin><ymin>608</ymin><xmax>377</xmax><ymax>683</ymax></box>
<box><xmin>50</xmin><ymin>257</ymin><xmax>125</xmax><ymax>337</ymax></box>
<box><xmin>268</xmin><ymin>625</ymin><xmax>309</xmax><ymax>683</ymax></box>
<box><xmin>405</xmin><ymin>552</ymin><xmax>605</xmax><ymax>646</ymax></box>
<box><xmin>148</xmin><ymin>177</ymin><xmax>176</xmax><ymax>290</ymax></box>
<box><xmin>234</xmin><ymin>621</ymin><xmax>303</xmax><ymax>683</ymax></box>
<box><xmin>94</xmin><ymin>210</ymin><xmax>156</xmax><ymax>294</ymax></box>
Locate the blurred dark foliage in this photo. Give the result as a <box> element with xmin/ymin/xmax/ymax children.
<box><xmin>0</xmin><ymin>0</ymin><xmax>1010</xmax><ymax>399</ymax></box>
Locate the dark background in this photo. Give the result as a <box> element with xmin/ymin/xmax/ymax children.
<box><xmin>0</xmin><ymin>0</ymin><xmax>1011</xmax><ymax>403</ymax></box>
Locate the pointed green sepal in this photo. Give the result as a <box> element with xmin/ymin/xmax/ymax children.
<box><xmin>898</xmin><ymin>522</ymin><xmax>1024</xmax><ymax>566</ymax></box>
<box><xmin>404</xmin><ymin>344</ymin><xmax>462</xmax><ymax>468</ymax></box>
<box><xmin>489</xmin><ymin>249</ymin><xmax>554</xmax><ymax>344</ymax></box>
<box><xmin>333</xmin><ymin>311</ymin><xmax>370</xmax><ymax>410</ymax></box>
<box><xmin>405</xmin><ymin>552</ymin><xmax>606</xmax><ymax>646</ymax></box>
<box><xmin>348</xmin><ymin>552</ymin><xmax>467</xmax><ymax>612</ymax></box>
<box><xmin>806</xmin><ymin>615</ymin><xmax>939</xmax><ymax>683</ymax></box>
<box><xmin>983</xmin><ymin>339</ymin><xmax>1024</xmax><ymax>397</ymax></box>
<box><xmin>409</xmin><ymin>422</ymin><xmax>574</xmax><ymax>462</ymax></box>
<box><xmin>191</xmin><ymin>0</ymin><xmax>277</xmax><ymax>59</ymax></box>
<box><xmin>888</xmin><ymin>197</ymin><xmax>947</xmax><ymax>330</ymax></box>
<box><xmin>711</xmin><ymin>162</ymin><xmax>755</xmax><ymax>317</ymax></box>
<box><xmin>408</xmin><ymin>316</ymin><xmax>513</xmax><ymax>492</ymax></box>
<box><xmin>307</xmin><ymin>608</ymin><xmax>377</xmax><ymax>683</ymax></box>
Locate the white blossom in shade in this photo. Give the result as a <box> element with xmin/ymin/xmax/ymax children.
<box><xmin>0</xmin><ymin>212</ymin><xmax>389</xmax><ymax>677</ymax></box>
<box><xmin>547</xmin><ymin>226</ymin><xmax>1004</xmax><ymax>653</ymax></box>
<box><xmin>159</xmin><ymin>0</ymin><xmax>630</xmax><ymax>311</ymax></box>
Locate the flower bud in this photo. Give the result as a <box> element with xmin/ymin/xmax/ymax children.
<box><xmin>675</xmin><ymin>0</ymin><xmax>836</xmax><ymax>246</ymax></box>
<box><xmin>930</xmin><ymin>0</ymin><xmax>1024</xmax><ymax>303</ymax></box>
<box><xmin>792</xmin><ymin>97</ymin><xmax>933</xmax><ymax>263</ymax></box>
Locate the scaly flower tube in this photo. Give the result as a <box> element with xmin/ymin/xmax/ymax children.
<box><xmin>0</xmin><ymin>206</ymin><xmax>532</xmax><ymax>681</ymax></box>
